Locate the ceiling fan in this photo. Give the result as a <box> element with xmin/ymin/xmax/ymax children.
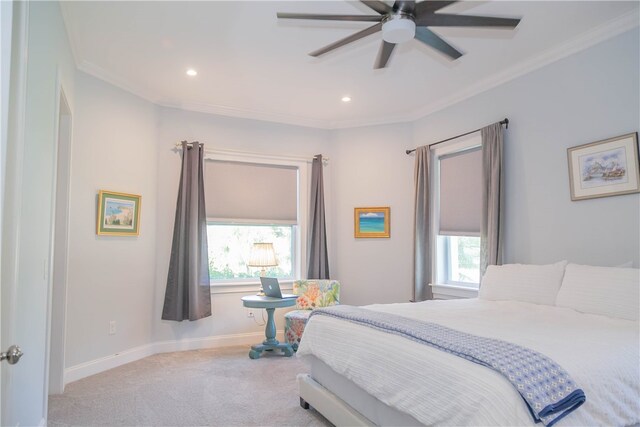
<box><xmin>277</xmin><ymin>1</ymin><xmax>521</xmax><ymax>69</ymax></box>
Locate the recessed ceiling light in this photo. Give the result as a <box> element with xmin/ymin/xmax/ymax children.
<box><xmin>186</xmin><ymin>69</ymin><xmax>198</xmax><ymax>77</ymax></box>
<box><xmin>341</xmin><ymin>96</ymin><xmax>351</xmax><ymax>103</ymax></box>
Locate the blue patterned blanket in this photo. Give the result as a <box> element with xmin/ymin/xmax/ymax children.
<box><xmin>310</xmin><ymin>305</ymin><xmax>585</xmax><ymax>426</ymax></box>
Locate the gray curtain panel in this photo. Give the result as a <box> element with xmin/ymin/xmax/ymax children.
<box><xmin>307</xmin><ymin>154</ymin><xmax>330</xmax><ymax>279</ymax></box>
<box><xmin>413</xmin><ymin>146</ymin><xmax>433</xmax><ymax>301</ymax></box>
<box><xmin>162</xmin><ymin>142</ymin><xmax>212</xmax><ymax>321</ymax></box>
<box><xmin>480</xmin><ymin>123</ymin><xmax>505</xmax><ymax>278</ymax></box>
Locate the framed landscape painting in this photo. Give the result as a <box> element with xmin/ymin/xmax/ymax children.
<box><xmin>354</xmin><ymin>207</ymin><xmax>390</xmax><ymax>238</ymax></box>
<box><xmin>97</xmin><ymin>190</ymin><xmax>141</xmax><ymax>236</ymax></box>
<box><xmin>567</xmin><ymin>132</ymin><xmax>640</xmax><ymax>201</ymax></box>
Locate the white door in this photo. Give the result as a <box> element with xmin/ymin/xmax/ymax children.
<box><xmin>1</xmin><ymin>1</ymin><xmax>29</xmax><ymax>424</ymax></box>
<box><xmin>0</xmin><ymin>0</ymin><xmax>8</xmax><ymax>420</ymax></box>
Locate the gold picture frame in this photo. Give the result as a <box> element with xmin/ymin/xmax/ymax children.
<box><xmin>354</xmin><ymin>207</ymin><xmax>390</xmax><ymax>238</ymax></box>
<box><xmin>567</xmin><ymin>132</ymin><xmax>640</xmax><ymax>201</ymax></box>
<box><xmin>96</xmin><ymin>190</ymin><xmax>142</xmax><ymax>236</ymax></box>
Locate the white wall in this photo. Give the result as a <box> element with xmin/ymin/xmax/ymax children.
<box><xmin>59</xmin><ymin>24</ymin><xmax>639</xmax><ymax>385</ymax></box>
<box><xmin>329</xmin><ymin>123</ymin><xmax>415</xmax><ymax>306</ymax></box>
<box><xmin>1</xmin><ymin>2</ymin><xmax>75</xmax><ymax>425</ymax></box>
<box><xmin>153</xmin><ymin>108</ymin><xmax>331</xmax><ymax>344</ymax></box>
<box><xmin>412</xmin><ymin>28</ymin><xmax>640</xmax><ymax>268</ymax></box>
<box><xmin>328</xmin><ymin>28</ymin><xmax>640</xmax><ymax>307</ymax></box>
<box><xmin>65</xmin><ymin>72</ymin><xmax>158</xmax><ymax>367</ymax></box>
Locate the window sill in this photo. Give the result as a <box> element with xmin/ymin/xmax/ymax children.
<box><xmin>430</xmin><ymin>283</ymin><xmax>478</xmax><ymax>300</ymax></box>
<box><xmin>209</xmin><ymin>279</ymin><xmax>295</xmax><ymax>295</ymax></box>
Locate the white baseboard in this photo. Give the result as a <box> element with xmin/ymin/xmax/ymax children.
<box><xmin>153</xmin><ymin>331</ymin><xmax>267</xmax><ymax>354</ymax></box>
<box><xmin>64</xmin><ymin>342</ymin><xmax>157</xmax><ymax>384</ymax></box>
<box><xmin>64</xmin><ymin>331</ymin><xmax>277</xmax><ymax>385</ymax></box>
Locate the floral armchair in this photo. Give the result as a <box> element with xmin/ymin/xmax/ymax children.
<box><xmin>284</xmin><ymin>280</ymin><xmax>340</xmax><ymax>351</ymax></box>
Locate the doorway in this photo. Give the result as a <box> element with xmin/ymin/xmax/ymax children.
<box><xmin>47</xmin><ymin>88</ymin><xmax>72</xmax><ymax>395</ymax></box>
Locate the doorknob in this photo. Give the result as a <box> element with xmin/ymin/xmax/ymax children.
<box><xmin>1</xmin><ymin>345</ymin><xmax>23</xmax><ymax>365</ymax></box>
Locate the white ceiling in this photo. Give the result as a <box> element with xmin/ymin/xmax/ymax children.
<box><xmin>60</xmin><ymin>1</ymin><xmax>639</xmax><ymax>129</ymax></box>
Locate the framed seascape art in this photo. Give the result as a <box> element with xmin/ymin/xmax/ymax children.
<box><xmin>354</xmin><ymin>207</ymin><xmax>390</xmax><ymax>238</ymax></box>
<box><xmin>96</xmin><ymin>190</ymin><xmax>141</xmax><ymax>236</ymax></box>
<box><xmin>567</xmin><ymin>132</ymin><xmax>640</xmax><ymax>201</ymax></box>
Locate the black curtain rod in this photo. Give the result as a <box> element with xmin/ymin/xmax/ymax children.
<box><xmin>405</xmin><ymin>118</ymin><xmax>509</xmax><ymax>155</ymax></box>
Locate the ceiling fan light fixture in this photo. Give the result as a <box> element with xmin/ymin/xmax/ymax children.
<box><xmin>382</xmin><ymin>15</ymin><xmax>416</xmax><ymax>44</ymax></box>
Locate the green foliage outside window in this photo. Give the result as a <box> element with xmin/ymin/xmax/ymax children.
<box><xmin>452</xmin><ymin>235</ymin><xmax>480</xmax><ymax>284</ymax></box>
<box><xmin>207</xmin><ymin>223</ymin><xmax>294</xmax><ymax>281</ymax></box>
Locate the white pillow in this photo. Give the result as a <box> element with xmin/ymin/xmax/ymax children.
<box><xmin>556</xmin><ymin>264</ymin><xmax>640</xmax><ymax>321</ymax></box>
<box><xmin>479</xmin><ymin>261</ymin><xmax>568</xmax><ymax>305</ymax></box>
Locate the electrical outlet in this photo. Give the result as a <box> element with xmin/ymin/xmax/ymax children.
<box><xmin>109</xmin><ymin>321</ymin><xmax>116</xmax><ymax>335</ymax></box>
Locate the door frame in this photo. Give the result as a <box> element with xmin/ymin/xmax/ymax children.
<box><xmin>0</xmin><ymin>0</ymin><xmax>10</xmax><ymax>419</ymax></box>
<box><xmin>45</xmin><ymin>80</ymin><xmax>72</xmax><ymax>398</ymax></box>
<box><xmin>1</xmin><ymin>1</ymin><xmax>29</xmax><ymax>424</ymax></box>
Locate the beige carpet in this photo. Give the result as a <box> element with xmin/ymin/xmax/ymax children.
<box><xmin>48</xmin><ymin>346</ymin><xmax>331</xmax><ymax>426</ymax></box>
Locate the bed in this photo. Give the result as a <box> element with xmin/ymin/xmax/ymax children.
<box><xmin>296</xmin><ymin>262</ymin><xmax>640</xmax><ymax>426</ymax></box>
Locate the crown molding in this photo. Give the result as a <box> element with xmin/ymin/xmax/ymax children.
<box><xmin>76</xmin><ymin>60</ymin><xmax>161</xmax><ymax>105</ymax></box>
<box><xmin>69</xmin><ymin>9</ymin><xmax>638</xmax><ymax>130</ymax></box>
<box><xmin>59</xmin><ymin>2</ymin><xmax>80</xmax><ymax>66</ymax></box>
<box><xmin>157</xmin><ymin>100</ymin><xmax>329</xmax><ymax>130</ymax></box>
<box><xmin>402</xmin><ymin>9</ymin><xmax>640</xmax><ymax>124</ymax></box>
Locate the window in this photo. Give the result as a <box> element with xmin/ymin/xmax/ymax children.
<box><xmin>207</xmin><ymin>223</ymin><xmax>295</xmax><ymax>281</ymax></box>
<box><xmin>437</xmin><ymin>235</ymin><xmax>480</xmax><ymax>287</ymax></box>
<box><xmin>202</xmin><ymin>152</ymin><xmax>309</xmax><ymax>286</ymax></box>
<box><xmin>432</xmin><ymin>133</ymin><xmax>482</xmax><ymax>291</ymax></box>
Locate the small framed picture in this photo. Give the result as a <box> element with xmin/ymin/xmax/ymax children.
<box><xmin>354</xmin><ymin>207</ymin><xmax>390</xmax><ymax>238</ymax></box>
<box><xmin>567</xmin><ymin>132</ymin><xmax>640</xmax><ymax>201</ymax></box>
<box><xmin>97</xmin><ymin>190</ymin><xmax>141</xmax><ymax>236</ymax></box>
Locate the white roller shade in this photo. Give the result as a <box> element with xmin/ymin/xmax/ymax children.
<box><xmin>204</xmin><ymin>160</ymin><xmax>298</xmax><ymax>223</ymax></box>
<box><xmin>439</xmin><ymin>148</ymin><xmax>482</xmax><ymax>236</ymax></box>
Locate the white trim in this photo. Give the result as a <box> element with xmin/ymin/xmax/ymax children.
<box><xmin>64</xmin><ymin>343</ymin><xmax>157</xmax><ymax>384</ymax></box>
<box><xmin>46</xmin><ymin>82</ymin><xmax>73</xmax><ymax>398</ymax></box>
<box><xmin>430</xmin><ymin>132</ymin><xmax>481</xmax><ymax>155</ymax></box>
<box><xmin>431</xmin><ymin>133</ymin><xmax>482</xmax><ymax>289</ymax></box>
<box><xmin>77</xmin><ymin>60</ymin><xmax>159</xmax><ymax>105</ymax></box>
<box><xmin>201</xmin><ymin>150</ymin><xmax>309</xmax><ymax>282</ymax></box>
<box><xmin>161</xmin><ymin>100</ymin><xmax>328</xmax><ymax>130</ymax></box>
<box><xmin>1</xmin><ymin>2</ymin><xmax>28</xmax><ymax>424</ymax></box>
<box><xmin>210</xmin><ymin>281</ymin><xmax>293</xmax><ymax>295</ymax></box>
<box><xmin>153</xmin><ymin>332</ymin><xmax>275</xmax><ymax>354</ymax></box>
<box><xmin>207</xmin><ymin>217</ymin><xmax>297</xmax><ymax>225</ymax></box>
<box><xmin>66</xmin><ymin>12</ymin><xmax>638</xmax><ymax>130</ymax></box>
<box><xmin>58</xmin><ymin>2</ymin><xmax>80</xmax><ymax>66</ymax></box>
<box><xmin>63</xmin><ymin>331</ymin><xmax>278</xmax><ymax>385</ymax></box>
<box><xmin>430</xmin><ymin>283</ymin><xmax>478</xmax><ymax>300</ymax></box>
<box><xmin>199</xmin><ymin>146</ymin><xmax>323</xmax><ymax>165</ymax></box>
<box><xmin>399</xmin><ymin>10</ymin><xmax>640</xmax><ymax>127</ymax></box>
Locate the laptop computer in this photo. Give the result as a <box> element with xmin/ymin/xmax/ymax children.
<box><xmin>260</xmin><ymin>277</ymin><xmax>297</xmax><ymax>299</ymax></box>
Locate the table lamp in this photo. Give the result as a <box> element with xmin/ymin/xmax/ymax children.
<box><xmin>247</xmin><ymin>242</ymin><xmax>278</xmax><ymax>295</ymax></box>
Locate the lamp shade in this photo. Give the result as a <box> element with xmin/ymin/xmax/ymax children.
<box><xmin>247</xmin><ymin>242</ymin><xmax>278</xmax><ymax>268</ymax></box>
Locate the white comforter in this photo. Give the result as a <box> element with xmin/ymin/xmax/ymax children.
<box><xmin>297</xmin><ymin>299</ymin><xmax>640</xmax><ymax>426</ymax></box>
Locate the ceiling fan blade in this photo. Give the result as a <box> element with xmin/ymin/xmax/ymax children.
<box><xmin>360</xmin><ymin>1</ymin><xmax>392</xmax><ymax>15</ymax></box>
<box><xmin>374</xmin><ymin>41</ymin><xmax>396</xmax><ymax>69</ymax></box>
<box><xmin>277</xmin><ymin>12</ymin><xmax>383</xmax><ymax>22</ymax></box>
<box><xmin>310</xmin><ymin>22</ymin><xmax>383</xmax><ymax>57</ymax></box>
<box><xmin>414</xmin><ymin>27</ymin><xmax>462</xmax><ymax>59</ymax></box>
<box><xmin>393</xmin><ymin>0</ymin><xmax>416</xmax><ymax>14</ymax></box>
<box><xmin>417</xmin><ymin>14</ymin><xmax>521</xmax><ymax>28</ymax></box>
<box><xmin>415</xmin><ymin>1</ymin><xmax>457</xmax><ymax>15</ymax></box>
